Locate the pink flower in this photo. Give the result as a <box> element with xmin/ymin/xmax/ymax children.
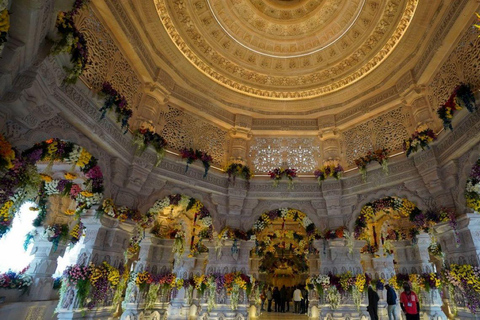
<box><xmin>86</xmin><ymin>165</ymin><xmax>103</xmax><ymax>179</ymax></box>
<box><xmin>70</xmin><ymin>184</ymin><xmax>81</xmax><ymax>197</ymax></box>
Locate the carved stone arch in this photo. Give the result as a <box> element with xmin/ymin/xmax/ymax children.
<box><xmin>348</xmin><ymin>188</ymin><xmax>427</xmax><ymax>231</ymax></box>
<box><xmin>456</xmin><ymin>141</ymin><xmax>480</xmax><ymax>213</ymax></box>
<box><xmin>249</xmin><ymin>200</ymin><xmax>317</xmax><ymax>228</ymax></box>
<box><xmin>141</xmin><ymin>190</ymin><xmax>218</xmax><ymax>230</ymax></box>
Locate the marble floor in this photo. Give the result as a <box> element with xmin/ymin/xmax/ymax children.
<box><xmin>258</xmin><ymin>311</ymin><xmax>308</xmax><ymax>319</ymax></box>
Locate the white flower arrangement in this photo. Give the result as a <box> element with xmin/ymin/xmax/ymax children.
<box><xmin>200</xmin><ymin>216</ymin><xmax>212</xmax><ymax>227</ymax></box>
<box><xmin>280</xmin><ymin>208</ymin><xmax>289</xmax><ymax>218</ymax></box>
<box><xmin>316</xmin><ymin>274</ymin><xmax>330</xmax><ymax>287</ymax></box>
<box><xmin>466</xmin><ymin>181</ymin><xmax>480</xmax><ymax>194</ymax></box>
<box><xmin>326</xmin><ymin>286</ymin><xmax>341</xmax><ymax>310</ymax></box>
<box><xmin>45</xmin><ymin>180</ymin><xmax>60</xmax><ymax>195</ymax></box>
<box><xmin>178</xmin><ymin>195</ymin><xmax>190</xmax><ymax>208</ymax></box>
<box><xmin>66</xmin><ymin>145</ymin><xmax>82</xmax><ymax>164</ymax></box>
<box><xmin>302</xmin><ymin>217</ymin><xmax>313</xmax><ymax>228</ymax></box>
<box><xmin>44</xmin><ymin>226</ymin><xmax>56</xmax><ymax>238</ymax></box>
<box><xmin>150</xmin><ymin>198</ymin><xmax>171</xmax><ymax>213</ymax></box>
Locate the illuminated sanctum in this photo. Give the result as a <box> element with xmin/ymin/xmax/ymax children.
<box><xmin>2</xmin><ymin>0</ymin><xmax>480</xmax><ymax>319</ymax></box>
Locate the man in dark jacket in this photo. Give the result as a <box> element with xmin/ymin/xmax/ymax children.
<box><xmin>385</xmin><ymin>284</ymin><xmax>399</xmax><ymax>320</ymax></box>
<box><xmin>280</xmin><ymin>285</ymin><xmax>287</xmax><ymax>312</ymax></box>
<box><xmin>367</xmin><ymin>285</ymin><xmax>379</xmax><ymax>320</ymax></box>
<box><xmin>273</xmin><ymin>287</ymin><xmax>280</xmax><ymax>312</ymax></box>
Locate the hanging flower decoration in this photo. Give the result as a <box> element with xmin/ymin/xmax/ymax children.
<box><xmin>218</xmin><ymin>226</ymin><xmax>250</xmax><ymax>241</ymax></box>
<box><xmin>97</xmin><ymin>198</ymin><xmax>153</xmax><ymax>227</ymax></box>
<box><xmin>1</xmin><ymin>137</ymin><xmax>103</xmax><ymax>239</ymax></box>
<box><xmin>403</xmin><ymin>128</ymin><xmax>437</xmax><ymax>157</ymax></box>
<box><xmin>314</xmin><ymin>163</ymin><xmax>343</xmax><ymax>185</ymax></box>
<box><xmin>19</xmin><ymin>139</ymin><xmax>104</xmax><ymax>228</ymax></box>
<box><xmin>268</xmin><ymin>167</ymin><xmax>297</xmax><ymax>189</ymax></box>
<box><xmin>180</xmin><ymin>148</ymin><xmax>213</xmax><ymax>178</ymax></box>
<box><xmin>0</xmin><ymin>267</ymin><xmax>33</xmax><ymax>292</ymax></box>
<box><xmin>0</xmin><ymin>133</ymin><xmax>15</xmax><ymax>171</ymax></box>
<box><xmin>133</xmin><ymin>127</ymin><xmax>168</xmax><ymax>166</ymax></box>
<box><xmin>51</xmin><ymin>1</ymin><xmax>89</xmax><ymax>85</ymax></box>
<box><xmin>444</xmin><ymin>264</ymin><xmax>480</xmax><ymax>313</ymax></box>
<box><xmin>251</xmin><ymin>208</ymin><xmax>315</xmax><ymax>237</ymax></box>
<box><xmin>353</xmin><ymin>148</ymin><xmax>389</xmax><ymax>182</ymax></box>
<box><xmin>465</xmin><ymin>158</ymin><xmax>480</xmax><ymax>212</ymax></box>
<box><xmin>99</xmin><ymin>82</ymin><xmax>132</xmax><ymax>133</ymax></box>
<box><xmin>61</xmin><ymin>261</ymin><xmax>122</xmax><ymax>310</ymax></box>
<box><xmin>44</xmin><ymin>224</ymin><xmax>70</xmax><ymax>251</ymax></box>
<box><xmin>225</xmin><ymin>163</ymin><xmax>252</xmax><ymax>186</ymax></box>
<box><xmin>69</xmin><ymin>220</ymin><xmax>85</xmax><ymax>246</ymax></box>
<box><xmin>0</xmin><ymin>5</ymin><xmax>10</xmax><ymax>56</ymax></box>
<box><xmin>354</xmin><ymin>197</ymin><xmax>420</xmax><ymax>239</ymax></box>
<box><xmin>148</xmin><ymin>194</ymin><xmax>213</xmax><ymax>254</ymax></box>
<box><xmin>437</xmin><ymin>83</ymin><xmax>476</xmax><ymax>130</ymax></box>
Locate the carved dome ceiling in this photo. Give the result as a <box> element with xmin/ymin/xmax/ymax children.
<box><xmin>96</xmin><ymin>0</ymin><xmax>471</xmax><ymax>121</ymax></box>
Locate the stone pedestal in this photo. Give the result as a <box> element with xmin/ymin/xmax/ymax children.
<box><xmin>417</xmin><ymin>289</ymin><xmax>447</xmax><ymax>320</ymax></box>
<box><xmin>28</xmin><ymin>231</ymin><xmax>66</xmax><ymax>301</ymax></box>
<box><xmin>317</xmin><ymin>239</ymin><xmax>363</xmax><ymax>275</ymax></box>
<box><xmin>318</xmin><ymin>291</ymin><xmax>369</xmax><ymax>320</ymax></box>
<box><xmin>435</xmin><ymin>214</ymin><xmax>480</xmax><ymax>266</ymax></box>
<box><xmin>392</xmin><ymin>234</ymin><xmax>434</xmax><ymax>274</ymax></box>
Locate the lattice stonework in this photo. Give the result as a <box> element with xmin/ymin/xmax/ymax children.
<box><xmin>75</xmin><ymin>9</ymin><xmax>143</xmax><ymax>107</ymax></box>
<box><xmin>159</xmin><ymin>106</ymin><xmax>229</xmax><ymax>166</ymax></box>
<box><xmin>427</xmin><ymin>28</ymin><xmax>480</xmax><ymax>112</ymax></box>
<box><xmin>343</xmin><ymin>107</ymin><xmax>411</xmax><ymax>167</ymax></box>
<box><xmin>248</xmin><ymin>137</ymin><xmax>321</xmax><ymax>173</ymax></box>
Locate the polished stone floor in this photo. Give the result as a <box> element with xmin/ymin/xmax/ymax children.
<box><xmin>258</xmin><ymin>311</ymin><xmax>308</xmax><ymax>319</ymax></box>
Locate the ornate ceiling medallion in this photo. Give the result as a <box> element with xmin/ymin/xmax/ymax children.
<box><xmin>155</xmin><ymin>0</ymin><xmax>419</xmax><ymax>100</ymax></box>
<box><xmin>206</xmin><ymin>0</ymin><xmax>366</xmax><ymax>58</ymax></box>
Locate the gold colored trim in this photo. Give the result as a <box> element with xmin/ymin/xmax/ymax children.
<box><xmin>155</xmin><ymin>0</ymin><xmax>419</xmax><ymax>100</ymax></box>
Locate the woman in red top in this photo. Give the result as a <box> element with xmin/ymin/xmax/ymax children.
<box><xmin>400</xmin><ymin>283</ymin><xmax>420</xmax><ymax>320</ymax></box>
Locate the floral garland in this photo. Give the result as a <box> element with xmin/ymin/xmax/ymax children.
<box><xmin>60</xmin><ymin>261</ymin><xmax>121</xmax><ymax>310</ymax></box>
<box><xmin>69</xmin><ymin>220</ymin><xmax>85</xmax><ymax>247</ymax></box>
<box><xmin>51</xmin><ymin>0</ymin><xmax>90</xmax><ymax>84</ymax></box>
<box><xmin>0</xmin><ymin>267</ymin><xmax>33</xmax><ymax>292</ymax></box>
<box><xmin>314</xmin><ymin>163</ymin><xmax>343</xmax><ymax>185</ymax></box>
<box><xmin>444</xmin><ymin>264</ymin><xmax>480</xmax><ymax>313</ymax></box>
<box><xmin>133</xmin><ymin>127</ymin><xmax>168</xmax><ymax>166</ymax></box>
<box><xmin>148</xmin><ymin>194</ymin><xmax>213</xmax><ymax>254</ymax></box>
<box><xmin>218</xmin><ymin>226</ymin><xmax>250</xmax><ymax>241</ymax></box>
<box><xmin>125</xmin><ymin>233</ymin><xmax>142</xmax><ymax>262</ymax></box>
<box><xmin>0</xmin><ymin>2</ymin><xmax>10</xmax><ymax>56</ymax></box>
<box><xmin>44</xmin><ymin>224</ymin><xmax>70</xmax><ymax>252</ymax></box>
<box><xmin>225</xmin><ymin>163</ymin><xmax>252</xmax><ymax>186</ymax></box>
<box><xmin>437</xmin><ymin>84</ymin><xmax>476</xmax><ymax>130</ymax></box>
<box><xmin>22</xmin><ymin>139</ymin><xmax>104</xmax><ymax>225</ymax></box>
<box><xmin>99</xmin><ymin>82</ymin><xmax>132</xmax><ymax>133</ymax></box>
<box><xmin>193</xmin><ymin>272</ymin><xmax>253</xmax><ymax>310</ymax></box>
<box><xmin>252</xmin><ymin>208</ymin><xmax>315</xmax><ymax>236</ymax></box>
<box><xmin>98</xmin><ymin>199</ymin><xmax>153</xmax><ymax>227</ymax></box>
<box><xmin>180</xmin><ymin>148</ymin><xmax>213</xmax><ymax>178</ymax></box>
<box><xmin>354</xmin><ymin>196</ymin><xmax>420</xmax><ymax>239</ymax></box>
<box><xmin>0</xmin><ymin>138</ymin><xmax>103</xmax><ymax>239</ymax></box>
<box><xmin>354</xmin><ymin>148</ymin><xmax>389</xmax><ymax>182</ymax></box>
<box><xmin>268</xmin><ymin>167</ymin><xmax>297</xmax><ymax>189</ymax></box>
<box><xmin>465</xmin><ymin>158</ymin><xmax>480</xmax><ymax>212</ymax></box>
<box><xmin>0</xmin><ymin>133</ymin><xmax>15</xmax><ymax>172</ymax></box>
<box><xmin>403</xmin><ymin>128</ymin><xmax>437</xmax><ymax>157</ymax></box>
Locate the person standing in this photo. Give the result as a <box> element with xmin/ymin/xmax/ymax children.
<box><xmin>273</xmin><ymin>287</ymin><xmax>280</xmax><ymax>312</ymax></box>
<box><xmin>266</xmin><ymin>287</ymin><xmax>273</xmax><ymax>312</ymax></box>
<box><xmin>286</xmin><ymin>286</ymin><xmax>293</xmax><ymax>312</ymax></box>
<box><xmin>280</xmin><ymin>285</ymin><xmax>287</xmax><ymax>312</ymax></box>
<box><xmin>400</xmin><ymin>283</ymin><xmax>420</xmax><ymax>320</ymax></box>
<box><xmin>293</xmin><ymin>286</ymin><xmax>302</xmax><ymax>314</ymax></box>
<box><xmin>385</xmin><ymin>284</ymin><xmax>399</xmax><ymax>320</ymax></box>
<box><xmin>367</xmin><ymin>285</ymin><xmax>379</xmax><ymax>320</ymax></box>
<box><xmin>260</xmin><ymin>288</ymin><xmax>266</xmax><ymax>311</ymax></box>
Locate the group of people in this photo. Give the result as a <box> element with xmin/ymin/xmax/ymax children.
<box><xmin>260</xmin><ymin>285</ymin><xmax>309</xmax><ymax>314</ymax></box>
<box><xmin>368</xmin><ymin>282</ymin><xmax>420</xmax><ymax>320</ymax></box>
